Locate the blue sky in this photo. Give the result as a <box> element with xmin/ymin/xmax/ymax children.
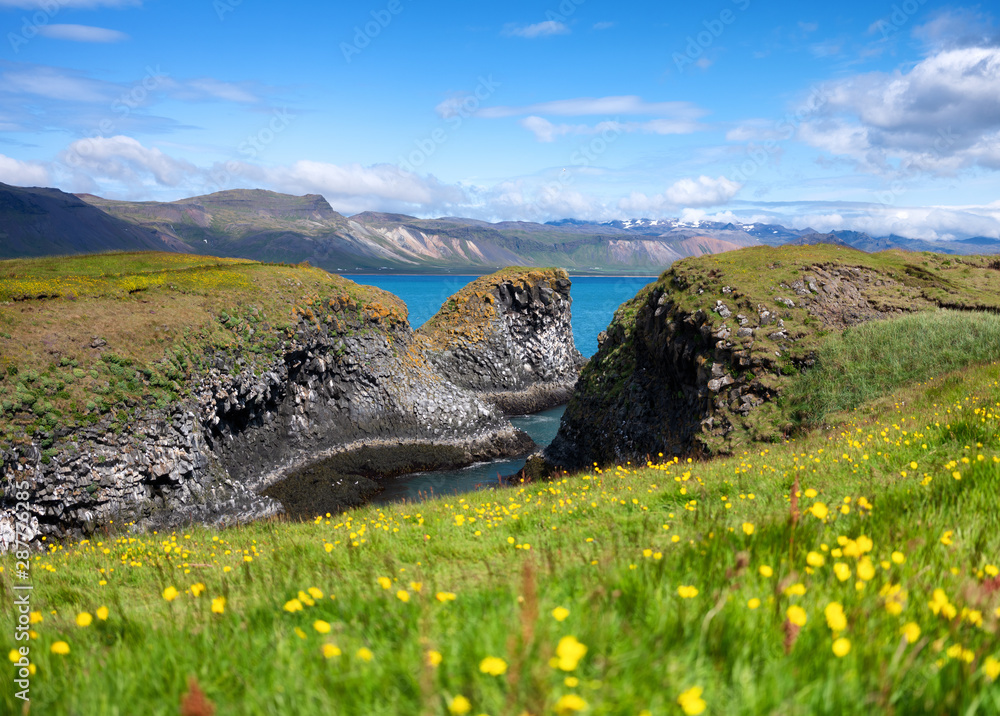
<box><xmin>1</xmin><ymin>0</ymin><xmax>999</xmax><ymax>238</ymax></box>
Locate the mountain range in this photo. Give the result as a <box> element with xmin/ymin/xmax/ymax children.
<box><xmin>2</xmin><ymin>182</ymin><xmax>999</xmax><ymax>273</ymax></box>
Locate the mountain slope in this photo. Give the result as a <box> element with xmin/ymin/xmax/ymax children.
<box><xmin>0</xmin><ymin>183</ymin><xmax>180</xmax><ymax>258</ymax></box>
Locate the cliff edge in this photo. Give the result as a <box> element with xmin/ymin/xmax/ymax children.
<box><xmin>416</xmin><ymin>267</ymin><xmax>586</xmax><ymax>414</ymax></box>
<box><xmin>545</xmin><ymin>245</ymin><xmax>1000</xmax><ymax>470</ymax></box>
<box><xmin>0</xmin><ymin>255</ymin><xmax>551</xmax><ymax>550</ymax></box>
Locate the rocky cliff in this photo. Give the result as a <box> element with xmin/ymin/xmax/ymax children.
<box><xmin>416</xmin><ymin>268</ymin><xmax>586</xmax><ymax>414</ymax></box>
<box><xmin>545</xmin><ymin>245</ymin><xmax>1000</xmax><ymax>470</ymax></box>
<box><xmin>0</xmin><ymin>256</ymin><xmax>566</xmax><ymax>551</ymax></box>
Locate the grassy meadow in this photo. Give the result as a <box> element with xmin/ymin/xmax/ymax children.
<box><xmin>0</xmin><ymin>252</ymin><xmax>407</xmax><ymax>452</ymax></box>
<box><xmin>3</xmin><ymin>310</ymin><xmax>1000</xmax><ymax>714</ymax></box>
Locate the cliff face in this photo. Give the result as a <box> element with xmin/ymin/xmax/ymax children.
<box><xmin>416</xmin><ymin>268</ymin><xmax>586</xmax><ymax>414</ymax></box>
<box><xmin>0</xmin><ymin>258</ymin><xmax>562</xmax><ymax>551</ymax></box>
<box><xmin>545</xmin><ymin>246</ymin><xmax>1000</xmax><ymax>470</ymax></box>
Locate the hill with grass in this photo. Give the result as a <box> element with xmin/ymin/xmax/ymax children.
<box><xmin>415</xmin><ymin>268</ymin><xmax>585</xmax><ymax>413</ymax></box>
<box><xmin>0</xmin><ymin>254</ymin><xmax>586</xmax><ymax>550</ymax></box>
<box><xmin>2</xmin><ymin>352</ymin><xmax>998</xmax><ymax>714</ymax></box>
<box><xmin>545</xmin><ymin>244</ymin><xmax>1000</xmax><ymax>470</ymax></box>
<box><xmin>0</xmin><ymin>183</ymin><xmax>181</xmax><ymax>258</ymax></box>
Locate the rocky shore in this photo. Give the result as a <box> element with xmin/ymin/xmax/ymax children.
<box><xmin>417</xmin><ymin>268</ymin><xmax>586</xmax><ymax>414</ymax></box>
<box><xmin>0</xmin><ymin>263</ymin><xmax>581</xmax><ymax>552</ymax></box>
<box><xmin>545</xmin><ymin>246</ymin><xmax>1000</xmax><ymax>470</ymax></box>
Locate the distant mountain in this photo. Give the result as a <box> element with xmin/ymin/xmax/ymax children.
<box><xmin>2</xmin><ymin>182</ymin><xmax>998</xmax><ymax>272</ymax></box>
<box><xmin>74</xmin><ymin>190</ymin><xmax>774</xmax><ymax>273</ymax></box>
<box><xmin>0</xmin><ymin>182</ymin><xmax>179</xmax><ymax>258</ymax></box>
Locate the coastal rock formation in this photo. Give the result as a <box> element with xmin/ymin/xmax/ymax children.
<box><xmin>416</xmin><ymin>268</ymin><xmax>586</xmax><ymax>414</ymax></box>
<box><xmin>0</xmin><ymin>260</ymin><xmax>554</xmax><ymax>551</ymax></box>
<box><xmin>545</xmin><ymin>245</ymin><xmax>1000</xmax><ymax>470</ymax></box>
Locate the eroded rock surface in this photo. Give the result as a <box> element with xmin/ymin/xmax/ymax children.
<box><xmin>545</xmin><ymin>246</ymin><xmax>1000</xmax><ymax>470</ymax></box>
<box><xmin>0</xmin><ymin>267</ymin><xmax>571</xmax><ymax>551</ymax></box>
<box><xmin>417</xmin><ymin>268</ymin><xmax>585</xmax><ymax>414</ymax></box>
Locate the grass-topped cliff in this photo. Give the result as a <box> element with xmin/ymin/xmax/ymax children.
<box><xmin>0</xmin><ymin>252</ymin><xmax>406</xmax><ymax>454</ymax></box>
<box><xmin>2</xmin><ymin>355</ymin><xmax>998</xmax><ymax>714</ymax></box>
<box><xmin>416</xmin><ymin>267</ymin><xmax>584</xmax><ymax>413</ymax></box>
<box><xmin>547</xmin><ymin>245</ymin><xmax>1000</xmax><ymax>469</ymax></box>
<box><xmin>417</xmin><ymin>267</ymin><xmax>570</xmax><ymax>348</ymax></box>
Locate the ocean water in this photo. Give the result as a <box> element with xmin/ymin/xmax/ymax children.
<box><xmin>345</xmin><ymin>273</ymin><xmax>657</xmax><ymax>504</ymax></box>
<box><xmin>369</xmin><ymin>405</ymin><xmax>566</xmax><ymax>506</ymax></box>
<box><xmin>348</xmin><ymin>274</ymin><xmax>657</xmax><ymax>357</ymax></box>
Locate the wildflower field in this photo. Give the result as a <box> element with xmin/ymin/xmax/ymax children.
<box><xmin>3</xmin><ymin>354</ymin><xmax>999</xmax><ymax>714</ymax></box>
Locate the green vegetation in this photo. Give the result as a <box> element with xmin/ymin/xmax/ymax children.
<box><xmin>417</xmin><ymin>267</ymin><xmax>566</xmax><ymax>349</ymax></box>
<box><xmin>0</xmin><ymin>251</ymin><xmax>406</xmax><ymax>449</ymax></box>
<box><xmin>573</xmin><ymin>245</ymin><xmax>1000</xmax><ymax>455</ymax></box>
<box><xmin>785</xmin><ymin>310</ymin><xmax>1000</xmax><ymax>424</ymax></box>
<box><xmin>3</xmin><ymin>359</ymin><xmax>999</xmax><ymax>714</ymax></box>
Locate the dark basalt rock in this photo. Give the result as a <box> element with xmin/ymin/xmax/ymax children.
<box><xmin>0</xmin><ymin>267</ymin><xmax>575</xmax><ymax>551</ymax></box>
<box><xmin>544</xmin><ymin>248</ymin><xmax>995</xmax><ymax>472</ymax></box>
<box><xmin>418</xmin><ymin>268</ymin><xmax>586</xmax><ymax>415</ymax></box>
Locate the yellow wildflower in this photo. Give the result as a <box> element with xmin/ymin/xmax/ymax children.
<box><xmin>832</xmin><ymin>638</ymin><xmax>851</xmax><ymax>657</ymax></box>
<box><xmin>479</xmin><ymin>656</ymin><xmax>507</xmax><ymax>676</ymax></box>
<box><xmin>448</xmin><ymin>695</ymin><xmax>471</xmax><ymax>715</ymax></box>
<box><xmin>555</xmin><ymin>694</ymin><xmax>588</xmax><ymax>715</ymax></box>
<box><xmin>825</xmin><ymin>602</ymin><xmax>847</xmax><ymax>632</ymax></box>
<box><xmin>552</xmin><ymin>606</ymin><xmax>570</xmax><ymax>621</ymax></box>
<box><xmin>677</xmin><ymin>686</ymin><xmax>707</xmax><ymax>715</ymax></box>
<box><xmin>553</xmin><ymin>635</ymin><xmax>587</xmax><ymax>671</ymax></box>
<box><xmin>786</xmin><ymin>605</ymin><xmax>807</xmax><ymax>627</ymax></box>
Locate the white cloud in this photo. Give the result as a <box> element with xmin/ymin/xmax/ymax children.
<box><xmin>185</xmin><ymin>78</ymin><xmax>259</xmax><ymax>104</ymax></box>
<box><xmin>0</xmin><ymin>66</ymin><xmax>111</xmax><ymax>103</ymax></box>
<box><xmin>37</xmin><ymin>24</ymin><xmax>129</xmax><ymax>42</ymax></box>
<box><xmin>0</xmin><ymin>153</ymin><xmax>49</xmax><ymax>186</ymax></box>
<box><xmin>256</xmin><ymin>160</ymin><xmax>466</xmax><ymax>209</ymax></box>
<box><xmin>59</xmin><ymin>135</ymin><xmax>197</xmax><ymax>187</ymax></box>
<box><xmin>593</xmin><ymin>21</ymin><xmax>615</xmax><ymax>30</ymax></box>
<box><xmin>480</xmin><ymin>96</ymin><xmax>708</xmax><ymax>142</ymax></box>
<box><xmin>798</xmin><ymin>45</ymin><xmax>1000</xmax><ymax>176</ymax></box>
<box><xmin>479</xmin><ymin>95</ymin><xmax>705</xmax><ymax>118</ymax></box>
<box><xmin>665</xmin><ymin>176</ymin><xmax>743</xmax><ymax>205</ymax></box>
<box><xmin>502</xmin><ymin>21</ymin><xmax>570</xmax><ymax>38</ymax></box>
<box><xmin>618</xmin><ymin>176</ymin><xmax>743</xmax><ymax>213</ymax></box>
<box><xmin>725</xmin><ymin>119</ymin><xmax>786</xmax><ymax>142</ymax></box>
<box><xmin>519</xmin><ymin>115</ymin><xmax>702</xmax><ymax>142</ymax></box>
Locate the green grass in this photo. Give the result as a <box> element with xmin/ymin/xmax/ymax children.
<box><xmin>0</xmin><ymin>251</ymin><xmax>407</xmax><ymax>449</ymax></box>
<box><xmin>4</xmin><ymin>361</ymin><xmax>999</xmax><ymax>714</ymax></box>
<box><xmin>785</xmin><ymin>310</ymin><xmax>1000</xmax><ymax>424</ymax></box>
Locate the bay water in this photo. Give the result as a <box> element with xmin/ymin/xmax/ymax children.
<box><xmin>346</xmin><ymin>274</ymin><xmax>657</xmax><ymax>504</ymax></box>
<box><xmin>349</xmin><ymin>274</ymin><xmax>657</xmax><ymax>357</ymax></box>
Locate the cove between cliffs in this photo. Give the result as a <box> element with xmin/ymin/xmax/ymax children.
<box><xmin>267</xmin><ymin>405</ymin><xmax>566</xmax><ymax>518</ymax></box>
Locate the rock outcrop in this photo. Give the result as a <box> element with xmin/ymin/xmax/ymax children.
<box><xmin>0</xmin><ymin>262</ymin><xmax>568</xmax><ymax>552</ymax></box>
<box><xmin>545</xmin><ymin>245</ymin><xmax>1000</xmax><ymax>470</ymax></box>
<box><xmin>416</xmin><ymin>268</ymin><xmax>586</xmax><ymax>414</ymax></box>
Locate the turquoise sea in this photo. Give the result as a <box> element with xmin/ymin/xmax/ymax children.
<box><xmin>344</xmin><ymin>274</ymin><xmax>657</xmax><ymax>503</ymax></box>
<box><xmin>348</xmin><ymin>274</ymin><xmax>656</xmax><ymax>357</ymax></box>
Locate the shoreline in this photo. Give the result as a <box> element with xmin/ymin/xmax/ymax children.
<box><xmin>340</xmin><ymin>273</ymin><xmax>661</xmax><ymax>279</ymax></box>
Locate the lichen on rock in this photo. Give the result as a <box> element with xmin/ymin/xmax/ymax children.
<box><xmin>416</xmin><ymin>267</ymin><xmax>586</xmax><ymax>414</ymax></box>
<box><xmin>545</xmin><ymin>245</ymin><xmax>1000</xmax><ymax>470</ymax></box>
<box><xmin>0</xmin><ymin>259</ymin><xmax>571</xmax><ymax>551</ymax></box>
